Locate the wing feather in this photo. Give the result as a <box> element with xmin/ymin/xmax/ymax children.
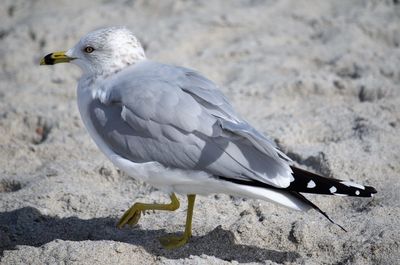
<box><xmin>92</xmin><ymin>61</ymin><xmax>293</xmax><ymax>188</ymax></box>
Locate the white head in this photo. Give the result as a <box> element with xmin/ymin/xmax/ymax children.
<box><xmin>40</xmin><ymin>27</ymin><xmax>146</xmax><ymax>76</ymax></box>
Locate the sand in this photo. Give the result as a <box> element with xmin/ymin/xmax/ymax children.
<box><xmin>0</xmin><ymin>0</ymin><xmax>399</xmax><ymax>264</ymax></box>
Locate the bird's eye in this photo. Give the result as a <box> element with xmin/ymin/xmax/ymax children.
<box><xmin>84</xmin><ymin>46</ymin><xmax>95</xmax><ymax>53</ymax></box>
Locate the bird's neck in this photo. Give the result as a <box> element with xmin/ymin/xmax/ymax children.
<box><xmin>98</xmin><ymin>55</ymin><xmax>147</xmax><ymax>78</ymax></box>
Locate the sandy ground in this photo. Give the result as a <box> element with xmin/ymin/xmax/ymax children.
<box><xmin>0</xmin><ymin>0</ymin><xmax>399</xmax><ymax>264</ymax></box>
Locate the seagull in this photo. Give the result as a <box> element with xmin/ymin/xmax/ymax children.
<box><xmin>40</xmin><ymin>27</ymin><xmax>377</xmax><ymax>249</ymax></box>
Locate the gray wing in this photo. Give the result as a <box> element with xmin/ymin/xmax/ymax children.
<box><xmin>176</xmin><ymin>65</ymin><xmax>291</xmax><ymax>161</ymax></box>
<box><xmin>91</xmin><ymin>61</ymin><xmax>293</xmax><ymax>188</ymax></box>
<box><xmin>175</xmin><ymin>68</ymin><xmax>241</xmax><ymax>123</ymax></box>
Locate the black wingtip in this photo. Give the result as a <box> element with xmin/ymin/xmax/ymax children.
<box><xmin>312</xmin><ymin>203</ymin><xmax>348</xmax><ymax>232</ymax></box>
<box><xmin>336</xmin><ymin>222</ymin><xmax>348</xmax><ymax>233</ymax></box>
<box><xmin>289</xmin><ymin>166</ymin><xmax>377</xmax><ymax>198</ymax></box>
<box><xmin>290</xmin><ymin>192</ymin><xmax>347</xmax><ymax>232</ymax></box>
<box><xmin>366</xmin><ymin>185</ymin><xmax>377</xmax><ymax>195</ymax></box>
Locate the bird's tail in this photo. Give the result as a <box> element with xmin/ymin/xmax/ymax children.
<box><xmin>288</xmin><ymin>166</ymin><xmax>377</xmax><ymax>197</ymax></box>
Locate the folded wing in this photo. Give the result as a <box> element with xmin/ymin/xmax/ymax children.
<box><xmin>91</xmin><ymin>61</ymin><xmax>293</xmax><ymax>188</ymax></box>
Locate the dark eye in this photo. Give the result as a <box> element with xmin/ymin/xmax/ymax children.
<box><xmin>84</xmin><ymin>46</ymin><xmax>94</xmax><ymax>53</ymax></box>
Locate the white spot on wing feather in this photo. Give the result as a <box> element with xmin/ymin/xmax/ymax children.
<box><xmin>307</xmin><ymin>180</ymin><xmax>316</xmax><ymax>188</ymax></box>
<box><xmin>329</xmin><ymin>186</ymin><xmax>337</xmax><ymax>193</ymax></box>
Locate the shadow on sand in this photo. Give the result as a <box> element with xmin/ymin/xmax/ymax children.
<box><xmin>0</xmin><ymin>207</ymin><xmax>300</xmax><ymax>263</ymax></box>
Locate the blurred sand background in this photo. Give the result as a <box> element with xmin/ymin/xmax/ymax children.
<box><xmin>0</xmin><ymin>0</ymin><xmax>399</xmax><ymax>264</ymax></box>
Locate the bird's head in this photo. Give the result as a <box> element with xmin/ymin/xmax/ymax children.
<box><xmin>40</xmin><ymin>27</ymin><xmax>146</xmax><ymax>76</ymax></box>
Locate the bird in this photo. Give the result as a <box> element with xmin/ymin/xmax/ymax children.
<box><xmin>40</xmin><ymin>27</ymin><xmax>377</xmax><ymax>249</ymax></box>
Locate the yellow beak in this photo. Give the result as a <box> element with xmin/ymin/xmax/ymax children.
<box><xmin>40</xmin><ymin>51</ymin><xmax>74</xmax><ymax>65</ymax></box>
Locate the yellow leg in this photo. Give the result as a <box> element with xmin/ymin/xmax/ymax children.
<box><xmin>117</xmin><ymin>193</ymin><xmax>180</xmax><ymax>228</ymax></box>
<box><xmin>159</xmin><ymin>194</ymin><xmax>196</xmax><ymax>249</ymax></box>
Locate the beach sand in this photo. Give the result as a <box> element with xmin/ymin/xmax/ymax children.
<box><xmin>0</xmin><ymin>1</ymin><xmax>399</xmax><ymax>264</ymax></box>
